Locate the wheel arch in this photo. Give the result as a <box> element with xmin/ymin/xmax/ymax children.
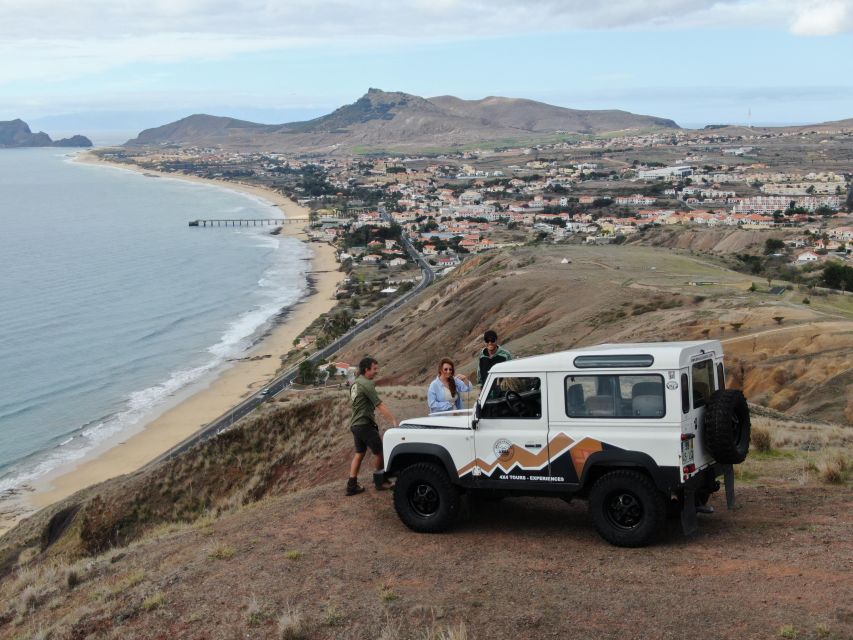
<box><xmin>579</xmin><ymin>450</ymin><xmax>679</xmax><ymax>495</ymax></box>
<box><xmin>385</xmin><ymin>443</ymin><xmax>458</xmax><ymax>481</ymax></box>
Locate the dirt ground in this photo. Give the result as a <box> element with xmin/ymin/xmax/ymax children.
<box><xmin>3</xmin><ymin>471</ymin><xmax>850</xmax><ymax>640</ymax></box>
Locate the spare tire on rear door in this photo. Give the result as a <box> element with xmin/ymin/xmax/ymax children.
<box><xmin>704</xmin><ymin>389</ymin><xmax>751</xmax><ymax>464</ymax></box>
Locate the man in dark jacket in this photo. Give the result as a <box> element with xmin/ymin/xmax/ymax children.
<box><xmin>477</xmin><ymin>329</ymin><xmax>513</xmax><ymax>385</ymax></box>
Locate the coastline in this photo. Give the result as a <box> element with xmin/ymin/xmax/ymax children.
<box><xmin>0</xmin><ymin>152</ymin><xmax>344</xmax><ymax>534</ymax></box>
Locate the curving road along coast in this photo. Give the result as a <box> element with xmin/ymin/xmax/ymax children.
<box><xmin>151</xmin><ymin>209</ymin><xmax>434</xmax><ymax>465</ymax></box>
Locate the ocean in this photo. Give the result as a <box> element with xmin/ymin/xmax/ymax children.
<box><xmin>0</xmin><ymin>149</ymin><xmax>310</xmax><ymax>494</ymax></box>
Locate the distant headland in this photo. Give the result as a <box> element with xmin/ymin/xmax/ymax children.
<box><xmin>0</xmin><ymin>119</ymin><xmax>92</xmax><ymax>148</ymax></box>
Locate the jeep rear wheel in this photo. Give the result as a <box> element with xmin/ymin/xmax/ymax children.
<box><xmin>704</xmin><ymin>389</ymin><xmax>751</xmax><ymax>464</ymax></box>
<box><xmin>393</xmin><ymin>462</ymin><xmax>460</xmax><ymax>533</ymax></box>
<box><xmin>589</xmin><ymin>470</ymin><xmax>666</xmax><ymax>547</ymax></box>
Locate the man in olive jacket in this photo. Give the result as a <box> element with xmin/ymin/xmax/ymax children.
<box><xmin>346</xmin><ymin>356</ymin><xmax>398</xmax><ymax>496</ymax></box>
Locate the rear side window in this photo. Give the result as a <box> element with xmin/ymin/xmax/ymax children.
<box><xmin>681</xmin><ymin>373</ymin><xmax>690</xmax><ymax>414</ymax></box>
<box><xmin>565</xmin><ymin>374</ymin><xmax>665</xmax><ymax>418</ymax></box>
<box><xmin>691</xmin><ymin>359</ymin><xmax>716</xmax><ymax>408</ymax></box>
<box><xmin>717</xmin><ymin>362</ymin><xmax>726</xmax><ymax>390</ymax></box>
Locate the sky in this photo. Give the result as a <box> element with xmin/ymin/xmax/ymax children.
<box><xmin>1</xmin><ymin>0</ymin><xmax>852</xmax><ymax>142</ymax></box>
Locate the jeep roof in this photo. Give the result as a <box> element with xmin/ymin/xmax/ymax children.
<box><xmin>487</xmin><ymin>340</ymin><xmax>723</xmax><ymax>374</ymax></box>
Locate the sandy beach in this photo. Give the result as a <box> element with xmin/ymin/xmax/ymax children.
<box><xmin>1</xmin><ymin>153</ymin><xmax>344</xmax><ymax>532</ymax></box>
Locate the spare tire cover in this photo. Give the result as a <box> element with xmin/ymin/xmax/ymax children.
<box><xmin>703</xmin><ymin>389</ymin><xmax>751</xmax><ymax>464</ymax></box>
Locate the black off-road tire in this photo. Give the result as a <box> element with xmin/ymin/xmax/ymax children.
<box><xmin>589</xmin><ymin>470</ymin><xmax>667</xmax><ymax>547</ymax></box>
<box><xmin>393</xmin><ymin>462</ymin><xmax>460</xmax><ymax>533</ymax></box>
<box><xmin>704</xmin><ymin>389</ymin><xmax>751</xmax><ymax>464</ymax></box>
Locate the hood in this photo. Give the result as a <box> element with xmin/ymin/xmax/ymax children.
<box><xmin>397</xmin><ymin>409</ymin><xmax>473</xmax><ymax>430</ymax></box>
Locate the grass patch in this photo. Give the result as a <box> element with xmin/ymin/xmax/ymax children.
<box><xmin>323</xmin><ymin>604</ymin><xmax>344</xmax><ymax>626</ymax></box>
<box><xmin>142</xmin><ymin>591</ymin><xmax>165</xmax><ymax>611</ymax></box>
<box><xmin>749</xmin><ymin>448</ymin><xmax>796</xmax><ymax>460</ymax></box>
<box><xmin>734</xmin><ymin>466</ymin><xmax>758</xmax><ymax>483</ymax></box>
<box><xmin>208</xmin><ymin>545</ymin><xmax>235</xmax><ymax>560</ymax></box>
<box><xmin>379</xmin><ymin>587</ymin><xmax>398</xmax><ymax>602</ymax></box>
<box><xmin>284</xmin><ymin>550</ymin><xmax>303</xmax><ymax>561</ymax></box>
<box><xmin>108</xmin><ymin>569</ymin><xmax>146</xmax><ymax>598</ymax></box>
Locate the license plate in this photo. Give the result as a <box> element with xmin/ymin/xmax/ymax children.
<box><xmin>681</xmin><ymin>438</ymin><xmax>695</xmax><ymax>465</ymax></box>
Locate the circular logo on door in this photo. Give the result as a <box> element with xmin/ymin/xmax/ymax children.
<box><xmin>494</xmin><ymin>438</ymin><xmax>515</xmax><ymax>462</ymax></box>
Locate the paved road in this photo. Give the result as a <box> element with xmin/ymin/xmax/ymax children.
<box><xmin>152</xmin><ymin>212</ymin><xmax>434</xmax><ymax>464</ymax></box>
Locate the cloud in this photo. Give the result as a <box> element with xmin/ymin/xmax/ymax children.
<box><xmin>790</xmin><ymin>1</ymin><xmax>852</xmax><ymax>35</ymax></box>
<box><xmin>0</xmin><ymin>1</ymin><xmax>849</xmax><ymax>86</ymax></box>
<box><xmin>2</xmin><ymin>1</ymin><xmax>851</xmax><ymax>40</ymax></box>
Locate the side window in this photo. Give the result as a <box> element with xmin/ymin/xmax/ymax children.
<box><xmin>716</xmin><ymin>362</ymin><xmax>726</xmax><ymax>390</ymax></box>
<box><xmin>565</xmin><ymin>374</ymin><xmax>665</xmax><ymax>419</ymax></box>
<box><xmin>481</xmin><ymin>376</ymin><xmax>542</xmax><ymax>419</ymax></box>
<box><xmin>691</xmin><ymin>359</ymin><xmax>716</xmax><ymax>408</ymax></box>
<box><xmin>681</xmin><ymin>373</ymin><xmax>690</xmax><ymax>414</ymax></box>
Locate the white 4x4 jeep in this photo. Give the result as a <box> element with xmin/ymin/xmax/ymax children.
<box><xmin>379</xmin><ymin>341</ymin><xmax>751</xmax><ymax>547</ymax></box>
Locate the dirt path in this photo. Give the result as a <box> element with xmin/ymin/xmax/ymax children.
<box><xmin>13</xmin><ymin>479</ymin><xmax>850</xmax><ymax>640</ymax></box>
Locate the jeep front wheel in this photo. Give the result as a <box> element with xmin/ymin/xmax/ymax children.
<box><xmin>589</xmin><ymin>470</ymin><xmax>666</xmax><ymax>547</ymax></box>
<box><xmin>393</xmin><ymin>462</ymin><xmax>460</xmax><ymax>533</ymax></box>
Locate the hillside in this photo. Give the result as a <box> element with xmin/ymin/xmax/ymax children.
<box><xmin>695</xmin><ymin>116</ymin><xmax>853</xmax><ymax>135</ymax></box>
<box><xmin>1</xmin><ymin>244</ymin><xmax>851</xmax><ymax>638</ymax></box>
<box><xmin>0</xmin><ymin>119</ymin><xmax>92</xmax><ymax>148</ymax></box>
<box><xmin>124</xmin><ymin>88</ymin><xmax>680</xmax><ymax>152</ymax></box>
<box><xmin>0</xmin><ymin>389</ymin><xmax>849</xmax><ymax>639</ymax></box>
<box><xmin>337</xmin><ymin>245</ymin><xmax>852</xmax><ymax>424</ymax></box>
<box><xmin>429</xmin><ymin>94</ymin><xmax>678</xmax><ymax>133</ymax></box>
<box><xmin>127</xmin><ymin>114</ymin><xmax>276</xmax><ymax>147</ymax></box>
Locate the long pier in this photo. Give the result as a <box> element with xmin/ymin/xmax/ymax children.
<box><xmin>188</xmin><ymin>217</ymin><xmax>310</xmax><ymax>227</ymax></box>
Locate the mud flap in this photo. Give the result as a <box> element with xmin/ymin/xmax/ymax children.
<box><xmin>681</xmin><ymin>488</ymin><xmax>698</xmax><ymax>536</ymax></box>
<box><xmin>722</xmin><ymin>464</ymin><xmax>736</xmax><ymax>509</ymax></box>
<box><xmin>373</xmin><ymin>469</ymin><xmax>388</xmax><ymax>489</ymax></box>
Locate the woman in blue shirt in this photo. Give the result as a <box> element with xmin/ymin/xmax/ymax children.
<box><xmin>427</xmin><ymin>358</ymin><xmax>473</xmax><ymax>413</ymax></box>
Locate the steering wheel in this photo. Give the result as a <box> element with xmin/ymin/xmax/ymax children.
<box><xmin>505</xmin><ymin>391</ymin><xmax>527</xmax><ymax>416</ymax></box>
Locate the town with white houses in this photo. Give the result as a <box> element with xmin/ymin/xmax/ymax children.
<box><xmin>102</xmin><ymin>124</ymin><xmax>852</xmax><ymax>285</ymax></box>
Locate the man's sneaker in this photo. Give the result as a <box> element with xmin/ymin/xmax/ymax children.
<box><xmin>696</xmin><ymin>504</ymin><xmax>715</xmax><ymax>514</ymax></box>
<box><xmin>345</xmin><ymin>479</ymin><xmax>365</xmax><ymax>496</ymax></box>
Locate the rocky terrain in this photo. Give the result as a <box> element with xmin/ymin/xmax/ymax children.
<box><xmin>0</xmin><ymin>120</ymin><xmax>92</xmax><ymax>148</ymax></box>
<box><xmin>124</xmin><ymin>88</ymin><xmax>679</xmax><ymax>153</ymax></box>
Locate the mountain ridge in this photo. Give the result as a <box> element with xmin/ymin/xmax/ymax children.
<box><xmin>124</xmin><ymin>88</ymin><xmax>681</xmax><ymax>153</ymax></box>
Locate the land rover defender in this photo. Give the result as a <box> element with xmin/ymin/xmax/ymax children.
<box><xmin>378</xmin><ymin>341</ymin><xmax>750</xmax><ymax>547</ymax></box>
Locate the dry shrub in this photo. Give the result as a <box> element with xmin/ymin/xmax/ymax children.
<box><xmin>377</xmin><ymin>615</ymin><xmax>402</xmax><ymax>640</ymax></box>
<box><xmin>751</xmin><ymin>426</ymin><xmax>773</xmax><ymax>453</ymax></box>
<box><xmin>18</xmin><ymin>585</ymin><xmax>39</xmax><ymax>615</ymax></box>
<box><xmin>421</xmin><ymin>620</ymin><xmax>469</xmax><ymax>640</ymax></box>
<box><xmin>246</xmin><ymin>595</ymin><xmax>264</xmax><ymax>626</ymax></box>
<box><xmin>278</xmin><ymin>602</ymin><xmax>307</xmax><ymax>640</ymax></box>
<box><xmin>66</xmin><ymin>568</ymin><xmax>81</xmax><ymax>590</ymax></box>
<box><xmin>817</xmin><ymin>453</ymin><xmax>849</xmax><ymax>485</ymax></box>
